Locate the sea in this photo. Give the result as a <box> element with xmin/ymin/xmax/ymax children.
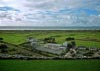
<box><xmin>0</xmin><ymin>26</ymin><xmax>100</xmax><ymax>30</ymax></box>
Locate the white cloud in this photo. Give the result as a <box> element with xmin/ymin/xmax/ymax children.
<box><xmin>0</xmin><ymin>0</ymin><xmax>100</xmax><ymax>26</ymax></box>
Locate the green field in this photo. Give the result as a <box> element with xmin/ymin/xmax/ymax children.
<box><xmin>0</xmin><ymin>30</ymin><xmax>100</xmax><ymax>71</ymax></box>
<box><xmin>0</xmin><ymin>60</ymin><xmax>100</xmax><ymax>71</ymax></box>
<box><xmin>0</xmin><ymin>30</ymin><xmax>100</xmax><ymax>47</ymax></box>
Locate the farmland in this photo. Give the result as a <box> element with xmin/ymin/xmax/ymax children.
<box><xmin>0</xmin><ymin>30</ymin><xmax>100</xmax><ymax>71</ymax></box>
<box><xmin>0</xmin><ymin>30</ymin><xmax>100</xmax><ymax>47</ymax></box>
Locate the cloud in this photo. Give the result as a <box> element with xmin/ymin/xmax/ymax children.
<box><xmin>0</xmin><ymin>0</ymin><xmax>100</xmax><ymax>26</ymax></box>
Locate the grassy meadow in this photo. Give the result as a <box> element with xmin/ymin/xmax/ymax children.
<box><xmin>0</xmin><ymin>60</ymin><xmax>100</xmax><ymax>71</ymax></box>
<box><xmin>0</xmin><ymin>30</ymin><xmax>100</xmax><ymax>47</ymax></box>
<box><xmin>0</xmin><ymin>30</ymin><xmax>100</xmax><ymax>71</ymax></box>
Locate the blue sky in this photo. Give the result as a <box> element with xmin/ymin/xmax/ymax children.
<box><xmin>0</xmin><ymin>0</ymin><xmax>100</xmax><ymax>26</ymax></box>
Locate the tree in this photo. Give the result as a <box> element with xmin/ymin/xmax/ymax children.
<box><xmin>0</xmin><ymin>38</ymin><xmax>3</xmax><ymax>42</ymax></box>
<box><xmin>44</xmin><ymin>37</ymin><xmax>56</xmax><ymax>43</ymax></box>
<box><xmin>71</xmin><ymin>38</ymin><xmax>76</xmax><ymax>48</ymax></box>
<box><xmin>65</xmin><ymin>37</ymin><xmax>76</xmax><ymax>50</ymax></box>
<box><xmin>65</xmin><ymin>37</ymin><xmax>72</xmax><ymax>41</ymax></box>
<box><xmin>0</xmin><ymin>43</ymin><xmax>8</xmax><ymax>53</ymax></box>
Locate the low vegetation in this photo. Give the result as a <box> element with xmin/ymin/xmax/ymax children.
<box><xmin>0</xmin><ymin>30</ymin><xmax>100</xmax><ymax>71</ymax></box>
<box><xmin>0</xmin><ymin>30</ymin><xmax>100</xmax><ymax>47</ymax></box>
<box><xmin>0</xmin><ymin>60</ymin><xmax>100</xmax><ymax>71</ymax></box>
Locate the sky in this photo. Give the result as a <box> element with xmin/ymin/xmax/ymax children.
<box><xmin>0</xmin><ymin>0</ymin><xmax>100</xmax><ymax>26</ymax></box>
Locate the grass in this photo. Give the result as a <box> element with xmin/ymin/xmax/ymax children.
<box><xmin>0</xmin><ymin>30</ymin><xmax>100</xmax><ymax>47</ymax></box>
<box><xmin>76</xmin><ymin>40</ymin><xmax>100</xmax><ymax>47</ymax></box>
<box><xmin>0</xmin><ymin>60</ymin><xmax>100</xmax><ymax>71</ymax></box>
<box><xmin>0</xmin><ymin>30</ymin><xmax>100</xmax><ymax>71</ymax></box>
